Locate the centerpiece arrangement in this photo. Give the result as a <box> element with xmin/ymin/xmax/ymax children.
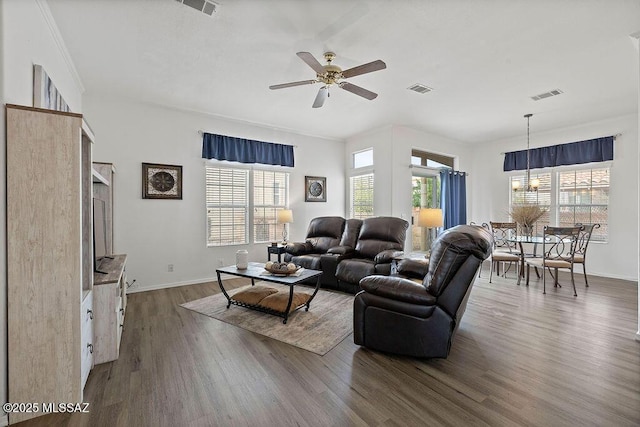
<box><xmin>265</xmin><ymin>261</ymin><xmax>301</xmax><ymax>276</ymax></box>
<box><xmin>509</xmin><ymin>203</ymin><xmax>546</xmax><ymax>237</ymax></box>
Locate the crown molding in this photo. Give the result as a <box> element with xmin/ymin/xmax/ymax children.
<box><xmin>36</xmin><ymin>0</ymin><xmax>85</xmax><ymax>94</ymax></box>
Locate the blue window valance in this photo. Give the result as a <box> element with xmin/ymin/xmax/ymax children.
<box><xmin>202</xmin><ymin>133</ymin><xmax>295</xmax><ymax>167</ymax></box>
<box><xmin>503</xmin><ymin>136</ymin><xmax>614</xmax><ymax>171</ymax></box>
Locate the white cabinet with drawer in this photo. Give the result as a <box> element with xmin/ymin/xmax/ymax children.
<box><xmin>93</xmin><ymin>254</ymin><xmax>127</xmax><ymax>364</ymax></box>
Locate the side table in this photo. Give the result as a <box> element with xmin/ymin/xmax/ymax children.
<box><xmin>267</xmin><ymin>244</ymin><xmax>287</xmax><ymax>262</ymax></box>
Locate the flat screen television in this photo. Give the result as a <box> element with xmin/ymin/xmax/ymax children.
<box><xmin>93</xmin><ymin>198</ymin><xmax>109</xmax><ymax>274</ymax></box>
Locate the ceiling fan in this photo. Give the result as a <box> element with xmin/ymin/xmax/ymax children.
<box><xmin>269</xmin><ymin>51</ymin><xmax>386</xmax><ymax>108</ymax></box>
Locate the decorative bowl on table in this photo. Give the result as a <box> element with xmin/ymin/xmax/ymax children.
<box><xmin>264</xmin><ymin>261</ymin><xmax>301</xmax><ymax>276</ymax></box>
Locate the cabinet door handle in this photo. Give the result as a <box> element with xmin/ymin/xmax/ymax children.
<box><xmin>87</xmin><ymin>343</ymin><xmax>93</xmax><ymax>354</ymax></box>
<box><xmin>87</xmin><ymin>309</ymin><xmax>93</xmax><ymax>320</ymax></box>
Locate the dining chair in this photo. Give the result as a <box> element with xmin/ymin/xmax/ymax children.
<box><xmin>524</xmin><ymin>225</ymin><xmax>583</xmax><ymax>295</ymax></box>
<box><xmin>573</xmin><ymin>223</ymin><xmax>601</xmax><ymax>287</ymax></box>
<box><xmin>488</xmin><ymin>222</ymin><xmax>521</xmax><ymax>283</ymax></box>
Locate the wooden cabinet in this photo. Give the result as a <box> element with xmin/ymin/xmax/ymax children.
<box><xmin>93</xmin><ymin>255</ymin><xmax>128</xmax><ymax>364</ymax></box>
<box><xmin>6</xmin><ymin>105</ymin><xmax>93</xmax><ymax>424</ymax></box>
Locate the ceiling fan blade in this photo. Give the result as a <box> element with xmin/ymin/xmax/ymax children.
<box><xmin>269</xmin><ymin>79</ymin><xmax>317</xmax><ymax>90</ymax></box>
<box><xmin>296</xmin><ymin>52</ymin><xmax>326</xmax><ymax>75</ymax></box>
<box><xmin>341</xmin><ymin>60</ymin><xmax>387</xmax><ymax>78</ymax></box>
<box><xmin>312</xmin><ymin>86</ymin><xmax>328</xmax><ymax>108</ymax></box>
<box><xmin>339</xmin><ymin>82</ymin><xmax>378</xmax><ymax>100</ymax></box>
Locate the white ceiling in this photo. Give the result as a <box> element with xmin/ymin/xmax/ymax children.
<box><xmin>47</xmin><ymin>0</ymin><xmax>640</xmax><ymax>143</ymax></box>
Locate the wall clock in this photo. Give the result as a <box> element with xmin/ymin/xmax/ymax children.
<box><xmin>305</xmin><ymin>176</ymin><xmax>326</xmax><ymax>202</ymax></box>
<box><xmin>142</xmin><ymin>163</ymin><xmax>183</xmax><ymax>199</ymax></box>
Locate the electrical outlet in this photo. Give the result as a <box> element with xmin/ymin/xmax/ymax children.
<box><xmin>168</xmin><ymin>264</ymin><xmax>174</xmax><ymax>272</ymax></box>
<box><xmin>217</xmin><ymin>259</ymin><xmax>224</xmax><ymax>267</ymax></box>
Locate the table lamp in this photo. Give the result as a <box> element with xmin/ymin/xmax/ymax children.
<box><xmin>418</xmin><ymin>208</ymin><xmax>443</xmax><ymax>253</ymax></box>
<box><xmin>277</xmin><ymin>209</ymin><xmax>293</xmax><ymax>244</ymax></box>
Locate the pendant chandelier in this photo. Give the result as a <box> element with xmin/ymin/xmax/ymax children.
<box><xmin>512</xmin><ymin>113</ymin><xmax>540</xmax><ymax>192</ymax></box>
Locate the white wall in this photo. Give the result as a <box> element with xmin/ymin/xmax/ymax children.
<box><xmin>1</xmin><ymin>0</ymin><xmax>85</xmax><ymax>421</ymax></box>
<box><xmin>84</xmin><ymin>97</ymin><xmax>345</xmax><ymax>292</ymax></box>
<box><xmin>344</xmin><ymin>125</ymin><xmax>473</xmax><ymax>252</ymax></box>
<box><xmin>470</xmin><ymin>114</ymin><xmax>639</xmax><ymax>281</ymax></box>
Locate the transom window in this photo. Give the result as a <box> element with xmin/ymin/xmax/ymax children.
<box><xmin>205</xmin><ymin>165</ymin><xmax>289</xmax><ymax>246</ymax></box>
<box><xmin>353</xmin><ymin>148</ymin><xmax>373</xmax><ymax>168</ymax></box>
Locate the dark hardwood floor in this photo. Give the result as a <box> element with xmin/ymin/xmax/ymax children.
<box><xmin>16</xmin><ymin>265</ymin><xmax>640</xmax><ymax>426</ymax></box>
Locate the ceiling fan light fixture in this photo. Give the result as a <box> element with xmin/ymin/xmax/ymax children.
<box><xmin>270</xmin><ymin>51</ymin><xmax>386</xmax><ymax>108</ymax></box>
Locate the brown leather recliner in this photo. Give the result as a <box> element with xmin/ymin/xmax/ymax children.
<box><xmin>335</xmin><ymin>216</ymin><xmax>409</xmax><ymax>294</ymax></box>
<box><xmin>353</xmin><ymin>224</ymin><xmax>492</xmax><ymax>358</ymax></box>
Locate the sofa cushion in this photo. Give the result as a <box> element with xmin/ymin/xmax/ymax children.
<box><xmin>289</xmin><ymin>254</ymin><xmax>323</xmax><ymax>270</ymax></box>
<box><xmin>339</xmin><ymin>218</ymin><xmax>363</xmax><ymax>248</ymax></box>
<box><xmin>305</xmin><ymin>216</ymin><xmax>345</xmax><ymax>252</ymax></box>
<box><xmin>336</xmin><ymin>258</ymin><xmax>375</xmax><ymax>284</ymax></box>
<box><xmin>355</xmin><ymin>217</ymin><xmax>408</xmax><ymax>259</ymax></box>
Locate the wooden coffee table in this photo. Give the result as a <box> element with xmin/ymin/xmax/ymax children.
<box><xmin>215</xmin><ymin>262</ymin><xmax>323</xmax><ymax>324</ymax></box>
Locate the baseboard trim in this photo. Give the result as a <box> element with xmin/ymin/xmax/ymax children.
<box><xmin>127</xmin><ymin>275</ymin><xmax>237</xmax><ymax>294</ymax></box>
<box><xmin>0</xmin><ymin>413</ymin><xmax>8</xmax><ymax>426</ymax></box>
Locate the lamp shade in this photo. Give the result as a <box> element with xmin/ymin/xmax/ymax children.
<box><xmin>418</xmin><ymin>208</ymin><xmax>443</xmax><ymax>228</ymax></box>
<box><xmin>277</xmin><ymin>209</ymin><xmax>293</xmax><ymax>224</ymax></box>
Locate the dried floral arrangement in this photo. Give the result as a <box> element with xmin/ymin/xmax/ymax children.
<box><xmin>509</xmin><ymin>203</ymin><xmax>547</xmax><ymax>227</ymax></box>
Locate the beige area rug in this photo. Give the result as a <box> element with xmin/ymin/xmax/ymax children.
<box><xmin>180</xmin><ymin>284</ymin><xmax>354</xmax><ymax>356</ymax></box>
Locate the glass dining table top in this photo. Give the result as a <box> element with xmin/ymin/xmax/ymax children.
<box><xmin>507</xmin><ymin>236</ymin><xmax>560</xmax><ymax>244</ymax></box>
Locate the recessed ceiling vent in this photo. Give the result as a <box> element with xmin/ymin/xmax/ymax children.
<box><xmin>407</xmin><ymin>83</ymin><xmax>433</xmax><ymax>94</ymax></box>
<box><xmin>175</xmin><ymin>0</ymin><xmax>219</xmax><ymax>16</ymax></box>
<box><xmin>530</xmin><ymin>89</ymin><xmax>563</xmax><ymax>101</ymax></box>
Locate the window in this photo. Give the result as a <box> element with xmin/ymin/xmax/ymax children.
<box><xmin>350</xmin><ymin>173</ymin><xmax>374</xmax><ymax>219</ymax></box>
<box><xmin>253</xmin><ymin>170</ymin><xmax>288</xmax><ymax>243</ymax></box>
<box><xmin>353</xmin><ymin>148</ymin><xmax>373</xmax><ymax>168</ymax></box>
<box><xmin>558</xmin><ymin>168</ymin><xmax>609</xmax><ymax>241</ymax></box>
<box><xmin>205</xmin><ymin>166</ymin><xmax>289</xmax><ymax>246</ymax></box>
<box><xmin>205</xmin><ymin>167</ymin><xmax>248</xmax><ymax>246</ymax></box>
<box><xmin>508</xmin><ymin>166</ymin><xmax>609</xmax><ymax>241</ymax></box>
<box><xmin>411</xmin><ymin>149</ymin><xmax>454</xmax><ymax>169</ymax></box>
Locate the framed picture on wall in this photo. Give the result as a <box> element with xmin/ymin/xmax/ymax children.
<box><xmin>142</xmin><ymin>163</ymin><xmax>183</xmax><ymax>200</ymax></box>
<box><xmin>305</xmin><ymin>176</ymin><xmax>326</xmax><ymax>202</ymax></box>
<box><xmin>33</xmin><ymin>64</ymin><xmax>71</xmax><ymax>112</ymax></box>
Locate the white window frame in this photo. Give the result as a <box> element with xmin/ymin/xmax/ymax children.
<box><xmin>349</xmin><ymin>170</ymin><xmax>375</xmax><ymax>219</ymax></box>
<box><xmin>205</xmin><ymin>163</ymin><xmax>289</xmax><ymax>246</ymax></box>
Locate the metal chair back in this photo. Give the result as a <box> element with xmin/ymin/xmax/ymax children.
<box><xmin>489</xmin><ymin>222</ymin><xmax>519</xmax><ymax>253</ymax></box>
<box><xmin>541</xmin><ymin>226</ymin><xmax>583</xmax><ymax>263</ymax></box>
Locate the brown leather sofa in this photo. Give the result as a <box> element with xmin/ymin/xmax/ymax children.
<box><xmin>353</xmin><ymin>224</ymin><xmax>492</xmax><ymax>358</ymax></box>
<box><xmin>284</xmin><ymin>216</ymin><xmax>408</xmax><ymax>293</ymax></box>
<box><xmin>334</xmin><ymin>216</ymin><xmax>409</xmax><ymax>293</ymax></box>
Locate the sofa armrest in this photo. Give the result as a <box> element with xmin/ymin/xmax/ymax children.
<box><xmin>327</xmin><ymin>245</ymin><xmax>354</xmax><ymax>256</ymax></box>
<box><xmin>374</xmin><ymin>249</ymin><xmax>404</xmax><ymax>264</ymax></box>
<box><xmin>285</xmin><ymin>242</ymin><xmax>313</xmax><ymax>255</ymax></box>
<box><xmin>360</xmin><ymin>275</ymin><xmax>436</xmax><ymax>306</ymax></box>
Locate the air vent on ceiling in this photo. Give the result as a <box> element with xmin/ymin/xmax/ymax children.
<box><xmin>407</xmin><ymin>83</ymin><xmax>433</xmax><ymax>94</ymax></box>
<box><xmin>530</xmin><ymin>89</ymin><xmax>563</xmax><ymax>101</ymax></box>
<box><xmin>175</xmin><ymin>0</ymin><xmax>219</xmax><ymax>16</ymax></box>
